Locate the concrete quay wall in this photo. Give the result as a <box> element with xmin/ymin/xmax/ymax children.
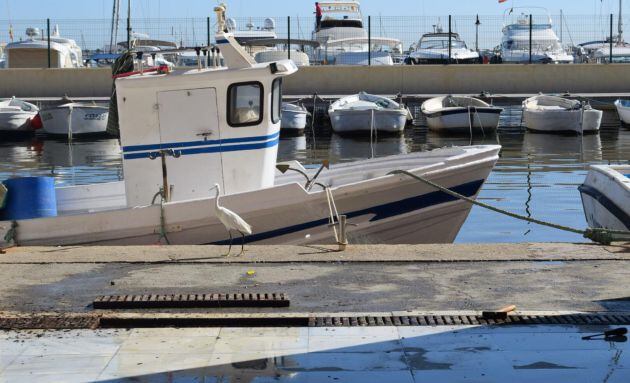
<box><xmin>1</xmin><ymin>64</ymin><xmax>630</xmax><ymax>98</ymax></box>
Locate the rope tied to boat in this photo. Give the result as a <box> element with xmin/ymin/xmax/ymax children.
<box><xmin>388</xmin><ymin>169</ymin><xmax>630</xmax><ymax>246</ymax></box>
<box><xmin>151</xmin><ymin>188</ymin><xmax>171</xmax><ymax>245</ymax></box>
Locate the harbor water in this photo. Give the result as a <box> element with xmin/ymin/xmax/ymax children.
<box><xmin>0</xmin><ymin>106</ymin><xmax>627</xmax><ymax>243</ymax></box>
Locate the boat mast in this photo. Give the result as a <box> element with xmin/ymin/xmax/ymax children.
<box><xmin>109</xmin><ymin>0</ymin><xmax>121</xmax><ymax>53</ymax></box>
<box><xmin>618</xmin><ymin>0</ymin><xmax>623</xmax><ymax>43</ymax></box>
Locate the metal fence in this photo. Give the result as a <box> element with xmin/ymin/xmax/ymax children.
<box><xmin>1</xmin><ymin>13</ymin><xmax>629</xmax><ymax>66</ymax></box>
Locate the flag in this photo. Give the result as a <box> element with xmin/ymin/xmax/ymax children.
<box><xmin>8</xmin><ymin>24</ymin><xmax>13</xmax><ymax>41</ymax></box>
<box><xmin>499</xmin><ymin>0</ymin><xmax>508</xmax><ymax>3</ymax></box>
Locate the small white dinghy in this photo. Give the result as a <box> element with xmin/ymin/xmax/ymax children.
<box><xmin>614</xmin><ymin>99</ymin><xmax>630</xmax><ymax>125</ymax></box>
<box><xmin>40</xmin><ymin>102</ymin><xmax>110</xmax><ymax>137</ymax></box>
<box><xmin>522</xmin><ymin>95</ymin><xmax>602</xmax><ymax>134</ymax></box>
<box><xmin>328</xmin><ymin>92</ymin><xmax>411</xmax><ymax>135</ymax></box>
<box><xmin>0</xmin><ymin>19</ymin><xmax>501</xmax><ymax>247</ymax></box>
<box><xmin>421</xmin><ymin>96</ymin><xmax>503</xmax><ymax>133</ymax></box>
<box><xmin>0</xmin><ymin>97</ymin><xmax>39</xmax><ymax>133</ymax></box>
<box><xmin>579</xmin><ymin>165</ymin><xmax>630</xmax><ymax>232</ymax></box>
<box><xmin>280</xmin><ymin>103</ymin><xmax>308</xmax><ymax>134</ymax></box>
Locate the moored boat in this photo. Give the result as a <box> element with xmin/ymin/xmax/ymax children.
<box><xmin>422</xmin><ymin>96</ymin><xmax>502</xmax><ymax>133</ymax></box>
<box><xmin>0</xmin><ymin>5</ymin><xmax>500</xmax><ymax>247</ymax></box>
<box><xmin>280</xmin><ymin>103</ymin><xmax>309</xmax><ymax>134</ymax></box>
<box><xmin>522</xmin><ymin>95</ymin><xmax>602</xmax><ymax>134</ymax></box>
<box><xmin>329</xmin><ymin>92</ymin><xmax>410</xmax><ymax>135</ymax></box>
<box><xmin>579</xmin><ymin>165</ymin><xmax>630</xmax><ymax>232</ymax></box>
<box><xmin>0</xmin><ymin>97</ymin><xmax>39</xmax><ymax>134</ymax></box>
<box><xmin>40</xmin><ymin>102</ymin><xmax>110</xmax><ymax>138</ymax></box>
<box><xmin>614</xmin><ymin>99</ymin><xmax>630</xmax><ymax>125</ymax></box>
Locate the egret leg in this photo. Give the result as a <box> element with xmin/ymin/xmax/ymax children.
<box><xmin>224</xmin><ymin>230</ymin><xmax>233</xmax><ymax>257</ymax></box>
<box><xmin>238</xmin><ymin>231</ymin><xmax>246</xmax><ymax>256</ymax></box>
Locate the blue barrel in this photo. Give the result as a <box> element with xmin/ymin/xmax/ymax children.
<box><xmin>1</xmin><ymin>177</ymin><xmax>57</xmax><ymax>220</ymax></box>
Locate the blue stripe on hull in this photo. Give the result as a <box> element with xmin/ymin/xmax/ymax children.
<box><xmin>123</xmin><ymin>138</ymin><xmax>279</xmax><ymax>160</ymax></box>
<box><xmin>122</xmin><ymin>132</ymin><xmax>280</xmax><ymax>153</ymax></box>
<box><xmin>212</xmin><ymin>179</ymin><xmax>485</xmax><ymax>244</ymax></box>
<box><xmin>579</xmin><ymin>184</ymin><xmax>630</xmax><ymax>230</ymax></box>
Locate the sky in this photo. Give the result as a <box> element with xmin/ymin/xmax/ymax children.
<box><xmin>0</xmin><ymin>0</ymin><xmax>627</xmax><ymax>20</ymax></box>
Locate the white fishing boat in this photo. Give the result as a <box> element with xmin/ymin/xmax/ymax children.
<box><xmin>407</xmin><ymin>30</ymin><xmax>480</xmax><ymax>65</ymax></box>
<box><xmin>0</xmin><ymin>7</ymin><xmax>500</xmax><ymax>247</ymax></box>
<box><xmin>579</xmin><ymin>165</ymin><xmax>630</xmax><ymax>232</ymax></box>
<box><xmin>40</xmin><ymin>102</ymin><xmax>110</xmax><ymax>137</ymax></box>
<box><xmin>281</xmin><ymin>103</ymin><xmax>309</xmax><ymax>134</ymax></box>
<box><xmin>329</xmin><ymin>93</ymin><xmax>411</xmax><ymax>134</ymax></box>
<box><xmin>0</xmin><ymin>97</ymin><xmax>39</xmax><ymax>133</ymax></box>
<box><xmin>421</xmin><ymin>96</ymin><xmax>502</xmax><ymax>133</ymax></box>
<box><xmin>522</xmin><ymin>95</ymin><xmax>602</xmax><ymax>134</ymax></box>
<box><xmin>499</xmin><ymin>9</ymin><xmax>573</xmax><ymax>64</ymax></box>
<box><xmin>4</xmin><ymin>26</ymin><xmax>84</xmax><ymax>68</ymax></box>
<box><xmin>614</xmin><ymin>100</ymin><xmax>630</xmax><ymax>125</ymax></box>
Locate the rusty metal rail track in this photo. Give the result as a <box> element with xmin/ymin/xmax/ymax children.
<box><xmin>93</xmin><ymin>293</ymin><xmax>290</xmax><ymax>309</ymax></box>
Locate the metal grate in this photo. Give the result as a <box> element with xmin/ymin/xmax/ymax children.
<box><xmin>93</xmin><ymin>293</ymin><xmax>290</xmax><ymax>309</ymax></box>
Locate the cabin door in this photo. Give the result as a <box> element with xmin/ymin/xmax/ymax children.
<box><xmin>157</xmin><ymin>87</ymin><xmax>223</xmax><ymax>202</ymax></box>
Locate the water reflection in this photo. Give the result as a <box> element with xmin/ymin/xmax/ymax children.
<box><xmin>0</xmin><ymin>109</ymin><xmax>628</xmax><ymax>243</ymax></box>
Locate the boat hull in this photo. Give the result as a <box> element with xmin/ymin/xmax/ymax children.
<box><xmin>523</xmin><ymin>108</ymin><xmax>582</xmax><ymax>133</ymax></box>
<box><xmin>615</xmin><ymin>100</ymin><xmax>630</xmax><ymax>125</ymax></box>
<box><xmin>0</xmin><ymin>112</ymin><xmax>35</xmax><ymax>132</ymax></box>
<box><xmin>280</xmin><ymin>110</ymin><xmax>307</xmax><ymax>133</ymax></box>
<box><xmin>330</xmin><ymin>109</ymin><xmax>408</xmax><ymax>134</ymax></box>
<box><xmin>425</xmin><ymin>108</ymin><xmax>501</xmax><ymax>132</ymax></box>
<box><xmin>40</xmin><ymin>105</ymin><xmax>110</xmax><ymax>136</ymax></box>
<box><xmin>579</xmin><ymin>165</ymin><xmax>630</xmax><ymax>232</ymax></box>
<box><xmin>0</xmin><ymin>146</ymin><xmax>500</xmax><ymax>246</ymax></box>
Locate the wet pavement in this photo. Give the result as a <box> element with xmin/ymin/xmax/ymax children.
<box><xmin>1</xmin><ymin>325</ymin><xmax>628</xmax><ymax>382</ymax></box>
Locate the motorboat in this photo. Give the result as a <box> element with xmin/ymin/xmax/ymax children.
<box><xmin>522</xmin><ymin>95</ymin><xmax>602</xmax><ymax>134</ymax></box>
<box><xmin>579</xmin><ymin>165</ymin><xmax>630</xmax><ymax>232</ymax></box>
<box><xmin>421</xmin><ymin>96</ymin><xmax>502</xmax><ymax>133</ymax></box>
<box><xmin>0</xmin><ymin>6</ymin><xmax>500</xmax><ymax>247</ymax></box>
<box><xmin>39</xmin><ymin>102</ymin><xmax>110</xmax><ymax>138</ymax></box>
<box><xmin>407</xmin><ymin>29</ymin><xmax>480</xmax><ymax>64</ymax></box>
<box><xmin>280</xmin><ymin>103</ymin><xmax>309</xmax><ymax>134</ymax></box>
<box><xmin>0</xmin><ymin>97</ymin><xmax>39</xmax><ymax>134</ymax></box>
<box><xmin>499</xmin><ymin>9</ymin><xmax>573</xmax><ymax>64</ymax></box>
<box><xmin>311</xmin><ymin>0</ymin><xmax>401</xmax><ymax>65</ymax></box>
<box><xmin>4</xmin><ymin>26</ymin><xmax>84</xmax><ymax>68</ymax></box>
<box><xmin>328</xmin><ymin>93</ymin><xmax>411</xmax><ymax>134</ymax></box>
<box><xmin>614</xmin><ymin>100</ymin><xmax>630</xmax><ymax>125</ymax></box>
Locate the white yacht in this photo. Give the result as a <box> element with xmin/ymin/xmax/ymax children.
<box><xmin>407</xmin><ymin>27</ymin><xmax>480</xmax><ymax>64</ymax></box>
<box><xmin>4</xmin><ymin>26</ymin><xmax>84</xmax><ymax>68</ymax></box>
<box><xmin>499</xmin><ymin>8</ymin><xmax>573</xmax><ymax>64</ymax></box>
<box><xmin>311</xmin><ymin>0</ymin><xmax>401</xmax><ymax>65</ymax></box>
<box><xmin>0</xmin><ymin>6</ymin><xmax>500</xmax><ymax>247</ymax></box>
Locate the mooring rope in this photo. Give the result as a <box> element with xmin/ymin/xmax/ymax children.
<box><xmin>388</xmin><ymin>169</ymin><xmax>630</xmax><ymax>245</ymax></box>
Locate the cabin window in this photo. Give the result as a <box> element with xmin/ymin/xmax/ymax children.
<box><xmin>227</xmin><ymin>82</ymin><xmax>264</xmax><ymax>127</ymax></box>
<box><xmin>271</xmin><ymin>78</ymin><xmax>282</xmax><ymax>124</ymax></box>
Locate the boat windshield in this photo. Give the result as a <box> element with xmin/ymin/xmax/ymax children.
<box><xmin>419</xmin><ymin>37</ymin><xmax>466</xmax><ymax>50</ymax></box>
<box><xmin>320</xmin><ymin>19</ymin><xmax>363</xmax><ymax>29</ymax></box>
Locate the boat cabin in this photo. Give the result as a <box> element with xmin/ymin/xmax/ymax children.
<box><xmin>115</xmin><ymin>28</ymin><xmax>297</xmax><ymax>207</ymax></box>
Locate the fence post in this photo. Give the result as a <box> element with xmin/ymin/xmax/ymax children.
<box><xmin>448</xmin><ymin>15</ymin><xmax>452</xmax><ymax>64</ymax></box>
<box><xmin>287</xmin><ymin>16</ymin><xmax>291</xmax><ymax>60</ymax></box>
<box><xmin>207</xmin><ymin>16</ymin><xmax>211</xmax><ymax>46</ymax></box>
<box><xmin>475</xmin><ymin>15</ymin><xmax>480</xmax><ymax>52</ymax></box>
<box><xmin>610</xmin><ymin>13</ymin><xmax>614</xmax><ymax>63</ymax></box>
<box><xmin>47</xmin><ymin>18</ymin><xmax>51</xmax><ymax>68</ymax></box>
<box><xmin>368</xmin><ymin>16</ymin><xmax>371</xmax><ymax>66</ymax></box>
<box><xmin>528</xmin><ymin>14</ymin><xmax>533</xmax><ymax>64</ymax></box>
<box><xmin>126</xmin><ymin>0</ymin><xmax>131</xmax><ymax>50</ymax></box>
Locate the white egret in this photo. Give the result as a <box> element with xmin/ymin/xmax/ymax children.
<box><xmin>211</xmin><ymin>183</ymin><xmax>252</xmax><ymax>256</ymax></box>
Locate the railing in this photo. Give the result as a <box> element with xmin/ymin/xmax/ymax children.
<box><xmin>0</xmin><ymin>13</ymin><xmax>628</xmax><ymax>67</ymax></box>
